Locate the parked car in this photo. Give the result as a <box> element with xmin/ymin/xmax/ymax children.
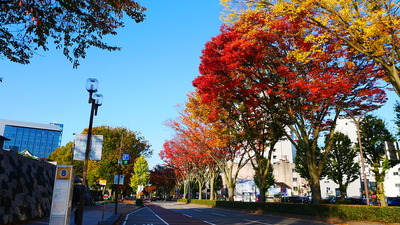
<box><xmin>300</xmin><ymin>196</ymin><xmax>311</xmax><ymax>203</ymax></box>
<box><xmin>281</xmin><ymin>196</ymin><xmax>303</xmax><ymax>203</ymax></box>
<box><xmin>345</xmin><ymin>197</ymin><xmax>364</xmax><ymax>205</ymax></box>
<box><xmin>387</xmin><ymin>197</ymin><xmax>400</xmax><ymax>206</ymax></box>
<box><xmin>328</xmin><ymin>196</ymin><xmax>341</xmax><ymax>203</ymax></box>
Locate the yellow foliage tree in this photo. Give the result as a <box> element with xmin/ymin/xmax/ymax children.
<box><xmin>221</xmin><ymin>0</ymin><xmax>400</xmax><ymax>96</ymax></box>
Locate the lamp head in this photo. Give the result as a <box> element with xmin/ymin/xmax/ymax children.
<box><xmin>92</xmin><ymin>93</ymin><xmax>103</xmax><ymax>106</ymax></box>
<box><xmin>86</xmin><ymin>78</ymin><xmax>99</xmax><ymax>93</ymax></box>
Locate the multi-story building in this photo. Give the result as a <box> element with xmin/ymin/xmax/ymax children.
<box><xmin>322</xmin><ymin>117</ymin><xmax>400</xmax><ymax>199</ymax></box>
<box><xmin>231</xmin><ymin>117</ymin><xmax>400</xmax><ymax>202</ymax></box>
<box><xmin>0</xmin><ymin>119</ymin><xmax>63</xmax><ymax>159</ymax></box>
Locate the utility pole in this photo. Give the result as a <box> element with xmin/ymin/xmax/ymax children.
<box><xmin>115</xmin><ymin>133</ymin><xmax>124</xmax><ymax>214</ymax></box>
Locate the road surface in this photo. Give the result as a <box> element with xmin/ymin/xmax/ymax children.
<box><xmin>122</xmin><ymin>201</ymin><xmax>341</xmax><ymax>225</ymax></box>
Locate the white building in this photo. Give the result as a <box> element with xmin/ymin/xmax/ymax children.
<box><xmin>321</xmin><ymin>117</ymin><xmax>400</xmax><ymax>199</ymax></box>
<box><xmin>229</xmin><ymin>117</ymin><xmax>400</xmax><ymax>202</ymax></box>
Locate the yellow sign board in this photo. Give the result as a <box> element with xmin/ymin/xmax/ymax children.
<box><xmin>99</xmin><ymin>179</ymin><xmax>107</xmax><ymax>185</ymax></box>
<box><xmin>56</xmin><ymin>167</ymin><xmax>72</xmax><ymax>180</ymax></box>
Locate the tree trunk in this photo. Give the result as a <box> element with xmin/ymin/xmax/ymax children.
<box><xmin>188</xmin><ymin>181</ymin><xmax>192</xmax><ymax>200</ymax></box>
<box><xmin>339</xmin><ymin>185</ymin><xmax>346</xmax><ymax>201</ymax></box>
<box><xmin>310</xmin><ymin>177</ymin><xmax>321</xmax><ymax>204</ymax></box>
<box><xmin>209</xmin><ymin>172</ymin><xmax>216</xmax><ymax>200</ymax></box>
<box><xmin>183</xmin><ymin>180</ymin><xmax>188</xmax><ymax>199</ymax></box>
<box><xmin>376</xmin><ymin>172</ymin><xmax>387</xmax><ymax>206</ymax></box>
<box><xmin>259</xmin><ymin>186</ymin><xmax>266</xmax><ymax>203</ymax></box>
<box><xmin>227</xmin><ymin>184</ymin><xmax>235</xmax><ymax>201</ymax></box>
<box><xmin>198</xmin><ymin>180</ymin><xmax>203</xmax><ymax>200</ymax></box>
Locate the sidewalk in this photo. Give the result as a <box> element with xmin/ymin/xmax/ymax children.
<box><xmin>22</xmin><ymin>200</ymin><xmax>139</xmax><ymax>225</ymax></box>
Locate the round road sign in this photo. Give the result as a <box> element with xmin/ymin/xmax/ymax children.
<box><xmin>103</xmin><ymin>194</ymin><xmax>109</xmax><ymax>200</ymax></box>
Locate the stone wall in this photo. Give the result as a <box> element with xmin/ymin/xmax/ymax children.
<box><xmin>0</xmin><ymin>150</ymin><xmax>56</xmax><ymax>224</ymax></box>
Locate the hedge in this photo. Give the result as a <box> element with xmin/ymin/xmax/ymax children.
<box><xmin>177</xmin><ymin>199</ymin><xmax>400</xmax><ymax>223</ymax></box>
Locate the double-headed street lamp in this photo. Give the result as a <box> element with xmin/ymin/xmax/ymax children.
<box><xmin>76</xmin><ymin>78</ymin><xmax>103</xmax><ymax>225</ymax></box>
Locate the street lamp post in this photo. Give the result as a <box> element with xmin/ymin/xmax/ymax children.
<box><xmin>76</xmin><ymin>78</ymin><xmax>103</xmax><ymax>225</ymax></box>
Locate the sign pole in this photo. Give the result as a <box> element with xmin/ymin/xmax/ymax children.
<box><xmin>115</xmin><ymin>174</ymin><xmax>120</xmax><ymax>214</ymax></box>
<box><xmin>102</xmin><ymin>194</ymin><xmax>109</xmax><ymax>221</ymax></box>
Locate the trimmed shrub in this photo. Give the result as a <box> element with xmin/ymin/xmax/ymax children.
<box><xmin>176</xmin><ymin>199</ymin><xmax>400</xmax><ymax>223</ymax></box>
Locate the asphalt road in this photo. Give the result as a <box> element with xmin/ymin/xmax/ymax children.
<box><xmin>122</xmin><ymin>201</ymin><xmax>342</xmax><ymax>225</ymax></box>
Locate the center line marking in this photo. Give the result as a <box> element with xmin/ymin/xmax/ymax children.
<box><xmin>244</xmin><ymin>219</ymin><xmax>272</xmax><ymax>225</ymax></box>
<box><xmin>211</xmin><ymin>213</ymin><xmax>226</xmax><ymax>217</ymax></box>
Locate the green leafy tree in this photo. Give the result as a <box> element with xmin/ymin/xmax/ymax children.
<box><xmin>324</xmin><ymin>132</ymin><xmax>359</xmax><ymax>201</ymax></box>
<box><xmin>49</xmin><ymin>126</ymin><xmax>152</xmax><ymax>188</ymax></box>
<box><xmin>48</xmin><ymin>142</ymin><xmax>83</xmax><ymax>176</ymax></box>
<box><xmin>395</xmin><ymin>102</ymin><xmax>400</xmax><ymax>138</ymax></box>
<box><xmin>294</xmin><ymin>140</ymin><xmax>327</xmax><ymax>182</ymax></box>
<box><xmin>253</xmin><ymin>162</ymin><xmax>275</xmax><ymax>200</ymax></box>
<box><xmin>89</xmin><ymin>126</ymin><xmax>152</xmax><ymax>188</ymax></box>
<box><xmin>358</xmin><ymin>115</ymin><xmax>396</xmax><ymax>206</ymax></box>
<box><xmin>130</xmin><ymin>155</ymin><xmax>149</xmax><ymax>196</ymax></box>
<box><xmin>0</xmin><ymin>0</ymin><xmax>146</xmax><ymax>67</ymax></box>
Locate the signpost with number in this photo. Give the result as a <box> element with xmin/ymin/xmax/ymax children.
<box><xmin>49</xmin><ymin>165</ymin><xmax>74</xmax><ymax>225</ymax></box>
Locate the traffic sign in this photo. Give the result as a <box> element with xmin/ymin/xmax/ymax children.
<box><xmin>123</xmin><ymin>154</ymin><xmax>130</xmax><ymax>160</ymax></box>
<box><xmin>99</xmin><ymin>180</ymin><xmax>107</xmax><ymax>185</ymax></box>
<box><xmin>103</xmin><ymin>194</ymin><xmax>109</xmax><ymax>200</ymax></box>
<box><xmin>56</xmin><ymin>167</ymin><xmax>72</xmax><ymax>180</ymax></box>
<box><xmin>114</xmin><ymin>175</ymin><xmax>124</xmax><ymax>185</ymax></box>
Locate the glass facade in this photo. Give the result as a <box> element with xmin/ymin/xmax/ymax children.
<box><xmin>3</xmin><ymin>124</ymin><xmax>63</xmax><ymax>158</ymax></box>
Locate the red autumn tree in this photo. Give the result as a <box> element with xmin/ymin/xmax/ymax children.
<box><xmin>149</xmin><ymin>165</ymin><xmax>177</xmax><ymax>199</ymax></box>
<box><xmin>163</xmin><ymin>93</ymin><xmax>249</xmax><ymax>201</ymax></box>
<box><xmin>193</xmin><ymin>10</ymin><xmax>387</xmax><ymax>204</ymax></box>
<box><xmin>160</xmin><ymin>138</ymin><xmax>196</xmax><ymax>199</ymax></box>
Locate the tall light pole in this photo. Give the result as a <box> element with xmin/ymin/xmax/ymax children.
<box><xmin>76</xmin><ymin>78</ymin><xmax>103</xmax><ymax>225</ymax></box>
<box><xmin>341</xmin><ymin>108</ymin><xmax>375</xmax><ymax>206</ymax></box>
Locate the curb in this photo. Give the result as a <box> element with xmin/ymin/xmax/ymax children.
<box><xmin>98</xmin><ymin>213</ymin><xmax>121</xmax><ymax>225</ymax></box>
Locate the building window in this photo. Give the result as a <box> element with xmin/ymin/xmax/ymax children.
<box><xmin>293</xmin><ymin>186</ymin><xmax>299</xmax><ymax>191</ymax></box>
<box><xmin>293</xmin><ymin>178</ymin><xmax>298</xmax><ymax>182</ymax></box>
<box><xmin>394</xmin><ymin>172</ymin><xmax>399</xmax><ymax>176</ymax></box>
<box><xmin>395</xmin><ymin>183</ymin><xmax>400</xmax><ymax>187</ymax></box>
<box><xmin>292</xmin><ymin>168</ymin><xmax>296</xmax><ymax>173</ymax></box>
<box><xmin>324</xmin><ymin>181</ymin><xmax>330</xmax><ymax>183</ymax></box>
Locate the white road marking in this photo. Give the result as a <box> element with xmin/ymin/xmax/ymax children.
<box><xmin>211</xmin><ymin>213</ymin><xmax>226</xmax><ymax>217</ymax></box>
<box><xmin>243</xmin><ymin>219</ymin><xmax>273</xmax><ymax>225</ymax></box>
<box><xmin>194</xmin><ymin>209</ymin><xmax>203</xmax><ymax>212</ymax></box>
<box><xmin>183</xmin><ymin>214</ymin><xmax>193</xmax><ymax>218</ymax></box>
<box><xmin>123</xmin><ymin>207</ymin><xmax>146</xmax><ymax>225</ymax></box>
<box><xmin>145</xmin><ymin>205</ymin><xmax>169</xmax><ymax>225</ymax></box>
<box><xmin>204</xmin><ymin>221</ymin><xmax>216</xmax><ymax>225</ymax></box>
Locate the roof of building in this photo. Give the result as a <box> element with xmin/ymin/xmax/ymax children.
<box><xmin>0</xmin><ymin>135</ymin><xmax>10</xmax><ymax>141</ymax></box>
<box><xmin>275</xmin><ymin>182</ymin><xmax>291</xmax><ymax>189</ymax></box>
<box><xmin>0</xmin><ymin>119</ymin><xmax>62</xmax><ymax>132</ymax></box>
<box><xmin>20</xmin><ymin>149</ymin><xmax>38</xmax><ymax>159</ymax></box>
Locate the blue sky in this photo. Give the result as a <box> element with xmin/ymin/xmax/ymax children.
<box><xmin>0</xmin><ymin>0</ymin><xmax>223</xmax><ymax>168</ymax></box>
<box><xmin>0</xmin><ymin>0</ymin><xmax>398</xmax><ymax>168</ymax></box>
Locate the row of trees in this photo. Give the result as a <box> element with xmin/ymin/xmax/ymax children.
<box><xmin>49</xmin><ymin>126</ymin><xmax>179</xmax><ymax>201</ymax></box>
<box><xmin>160</xmin><ymin>4</ymin><xmax>398</xmax><ymax>205</ymax></box>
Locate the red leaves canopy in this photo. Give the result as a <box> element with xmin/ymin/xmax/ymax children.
<box><xmin>193</xmin><ymin>11</ymin><xmax>387</xmax><ymax>123</ymax></box>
